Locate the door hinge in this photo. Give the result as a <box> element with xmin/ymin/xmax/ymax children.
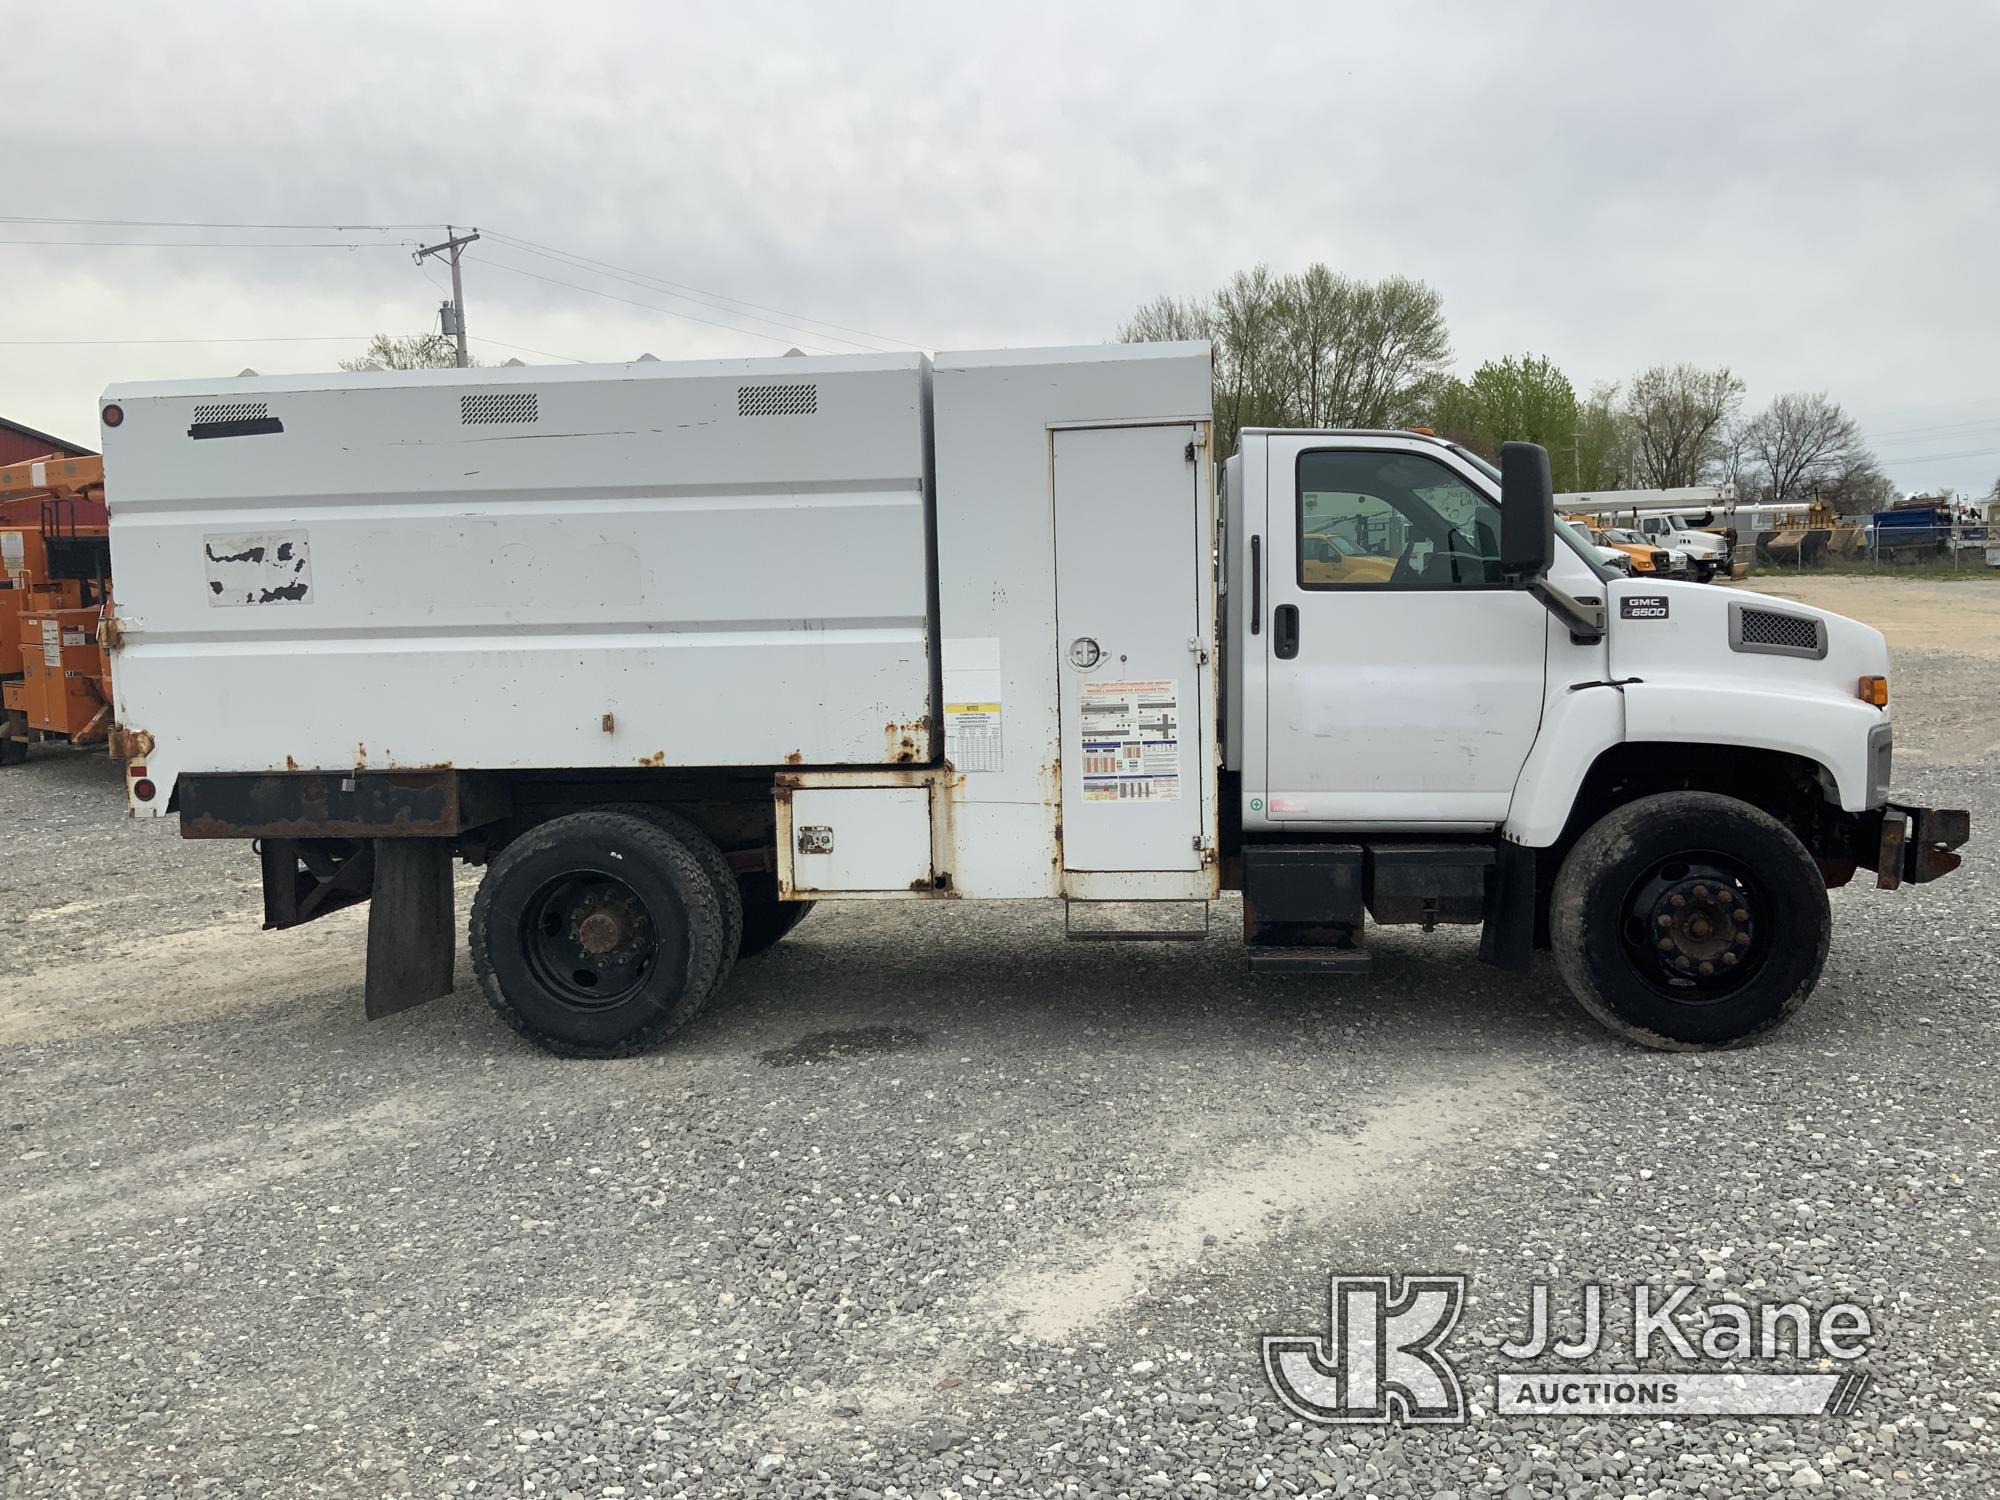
<box><xmin>1187</xmin><ymin>635</ymin><xmax>1210</xmax><ymax>665</ymax></box>
<box><xmin>1185</xmin><ymin>441</ymin><xmax>1197</xmax><ymax>463</ymax></box>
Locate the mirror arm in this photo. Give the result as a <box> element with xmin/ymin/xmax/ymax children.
<box><xmin>1525</xmin><ymin>577</ymin><xmax>1606</xmax><ymax>644</ymax></box>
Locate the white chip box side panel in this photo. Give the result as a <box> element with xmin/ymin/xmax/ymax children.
<box><xmin>100</xmin><ymin>353</ymin><xmax>935</xmax><ymax>802</ymax></box>
<box><xmin>931</xmin><ymin>343</ymin><xmax>1216</xmax><ymax>899</ymax></box>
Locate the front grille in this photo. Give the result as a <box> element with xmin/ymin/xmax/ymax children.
<box><xmin>1651</xmin><ymin>550</ymin><xmax>1670</xmax><ymax>571</ymax></box>
<box><xmin>1731</xmin><ymin>603</ymin><xmax>1826</xmax><ymax>659</ymax></box>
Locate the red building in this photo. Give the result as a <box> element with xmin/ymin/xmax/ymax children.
<box><xmin>0</xmin><ymin>415</ymin><xmax>93</xmax><ymax>467</ymax></box>
<box><xmin>0</xmin><ymin>417</ymin><xmax>105</xmax><ymax>528</ymax></box>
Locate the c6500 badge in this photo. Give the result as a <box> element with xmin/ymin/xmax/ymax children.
<box><xmin>1621</xmin><ymin>595</ymin><xmax>1670</xmax><ymax>620</ymax></box>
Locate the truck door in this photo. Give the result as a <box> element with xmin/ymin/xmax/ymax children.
<box><xmin>1259</xmin><ymin>438</ymin><xmax>1547</xmax><ymax>825</ymax></box>
<box><xmin>1054</xmin><ymin>424</ymin><xmax>1204</xmax><ymax>873</ymax></box>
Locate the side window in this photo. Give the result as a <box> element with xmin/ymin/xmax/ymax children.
<box><xmin>1297</xmin><ymin>449</ymin><xmax>1504</xmax><ymax>589</ymax></box>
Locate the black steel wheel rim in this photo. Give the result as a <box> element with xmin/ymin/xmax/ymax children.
<box><xmin>521</xmin><ymin>870</ymin><xmax>659</xmax><ymax>1011</ymax></box>
<box><xmin>1618</xmin><ymin>851</ymin><xmax>1770</xmax><ymax>1004</ymax></box>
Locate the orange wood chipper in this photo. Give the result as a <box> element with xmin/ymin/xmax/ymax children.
<box><xmin>0</xmin><ymin>453</ymin><xmax>113</xmax><ymax>765</ymax></box>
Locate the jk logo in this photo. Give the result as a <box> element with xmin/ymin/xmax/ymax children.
<box><xmin>1262</xmin><ymin>1274</ymin><xmax>1468</xmax><ymax>1425</ymax></box>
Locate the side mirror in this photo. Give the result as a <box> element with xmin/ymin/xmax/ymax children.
<box><xmin>1499</xmin><ymin>441</ymin><xmax>1555</xmax><ymax>580</ymax></box>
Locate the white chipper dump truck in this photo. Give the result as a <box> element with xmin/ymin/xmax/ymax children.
<box><xmin>97</xmin><ymin>344</ymin><xmax>1966</xmax><ymax>1054</ymax></box>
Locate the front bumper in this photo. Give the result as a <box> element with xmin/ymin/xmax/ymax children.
<box><xmin>1873</xmin><ymin>803</ymin><xmax>1971</xmax><ymax>889</ymax></box>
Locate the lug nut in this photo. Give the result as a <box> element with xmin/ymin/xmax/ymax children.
<box><xmin>1733</xmin><ymin>908</ymin><xmax>1748</xmax><ymax>922</ymax></box>
<box><xmin>1733</xmin><ymin>932</ymin><xmax>1749</xmax><ymax>947</ymax></box>
<box><xmin>1697</xmin><ymin>961</ymin><xmax>1714</xmax><ymax>976</ymax></box>
<box><xmin>1669</xmin><ymin>894</ymin><xmax>1687</xmax><ymax>909</ymax></box>
<box><xmin>1657</xmin><ymin>913</ymin><xmax>1674</xmax><ymax>927</ymax></box>
<box><xmin>1691</xmin><ymin>884</ymin><xmax>1709</xmax><ymax>900</ymax></box>
<box><xmin>1721</xmin><ymin>952</ymin><xmax>1738</xmax><ymax>966</ymax></box>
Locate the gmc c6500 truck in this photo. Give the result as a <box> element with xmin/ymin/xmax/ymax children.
<box><xmin>98</xmin><ymin>344</ymin><xmax>1967</xmax><ymax>1055</ymax></box>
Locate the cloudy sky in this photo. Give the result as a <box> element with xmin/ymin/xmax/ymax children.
<box><xmin>7</xmin><ymin>1</ymin><xmax>1998</xmax><ymax>496</ymax></box>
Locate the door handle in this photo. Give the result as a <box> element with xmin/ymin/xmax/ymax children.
<box><xmin>1249</xmin><ymin>535</ymin><xmax>1262</xmax><ymax>634</ymax></box>
<box><xmin>1273</xmin><ymin>603</ymin><xmax>1299</xmax><ymax>659</ymax></box>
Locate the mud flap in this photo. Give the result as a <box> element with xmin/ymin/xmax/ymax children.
<box><xmin>365</xmin><ymin>839</ymin><xmax>455</xmax><ymax>1018</ymax></box>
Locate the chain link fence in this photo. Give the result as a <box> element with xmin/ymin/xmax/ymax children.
<box><xmin>1739</xmin><ymin>516</ymin><xmax>1997</xmax><ymax>574</ymax></box>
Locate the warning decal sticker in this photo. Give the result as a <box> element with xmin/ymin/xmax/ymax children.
<box><xmin>1079</xmin><ymin>678</ymin><xmax>1180</xmax><ymax>802</ymax></box>
<box><xmin>943</xmin><ymin>636</ymin><xmax>1005</xmax><ymax>773</ymax></box>
<box><xmin>944</xmin><ymin>702</ymin><xmax>1004</xmax><ymax>773</ymax></box>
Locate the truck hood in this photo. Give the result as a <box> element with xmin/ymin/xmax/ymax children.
<box><xmin>1606</xmin><ymin>578</ymin><xmax>1890</xmax><ymax>702</ymax></box>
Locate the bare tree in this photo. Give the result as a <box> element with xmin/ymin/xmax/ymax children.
<box><xmin>1120</xmin><ymin>264</ymin><xmax>1451</xmax><ymax>454</ymax></box>
<box><xmin>339</xmin><ymin>333</ymin><xmax>475</xmax><ymax>371</ymax></box>
<box><xmin>1739</xmin><ymin>392</ymin><xmax>1870</xmax><ymax>506</ymax></box>
<box><xmin>1623</xmin><ymin>364</ymin><xmax>1744</xmax><ymax>487</ymax></box>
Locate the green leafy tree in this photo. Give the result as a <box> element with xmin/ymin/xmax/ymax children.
<box><xmin>339</xmin><ymin>333</ymin><xmax>475</xmax><ymax>371</ymax></box>
<box><xmin>1422</xmin><ymin>354</ymin><xmax>1579</xmax><ymax>468</ymax></box>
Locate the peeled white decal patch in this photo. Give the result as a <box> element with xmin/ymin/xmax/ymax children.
<box><xmin>204</xmin><ymin>530</ymin><xmax>312</xmax><ymax>606</ymax></box>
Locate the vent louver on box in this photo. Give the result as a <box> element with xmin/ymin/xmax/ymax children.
<box><xmin>461</xmin><ymin>391</ymin><xmax>539</xmax><ymax>424</ymax></box>
<box><xmin>738</xmin><ymin>383</ymin><xmax>818</xmax><ymax>417</ymax></box>
<box><xmin>1736</xmin><ymin>607</ymin><xmax>1823</xmax><ymax>655</ymax></box>
<box><xmin>191</xmin><ymin>401</ymin><xmax>269</xmax><ymax>424</ymax></box>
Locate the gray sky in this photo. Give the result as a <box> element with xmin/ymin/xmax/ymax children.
<box><xmin>7</xmin><ymin>1</ymin><xmax>1998</xmax><ymax>496</ymax></box>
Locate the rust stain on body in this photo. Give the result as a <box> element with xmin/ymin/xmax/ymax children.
<box><xmin>107</xmin><ymin>725</ymin><xmax>154</xmax><ymax>762</ymax></box>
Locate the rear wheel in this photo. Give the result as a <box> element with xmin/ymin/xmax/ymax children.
<box><xmin>471</xmin><ymin>810</ymin><xmax>725</xmax><ymax>1057</ymax></box>
<box><xmin>1550</xmin><ymin>791</ymin><xmax>1830</xmax><ymax>1049</ymax></box>
<box><xmin>601</xmin><ymin>803</ymin><xmax>743</xmax><ymax>996</ymax></box>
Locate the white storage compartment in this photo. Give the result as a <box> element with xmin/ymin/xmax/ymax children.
<box><xmin>777</xmin><ymin>780</ymin><xmax>938</xmax><ymax>897</ymax></box>
<box><xmin>102</xmin><ymin>353</ymin><xmax>935</xmax><ymax>802</ymax></box>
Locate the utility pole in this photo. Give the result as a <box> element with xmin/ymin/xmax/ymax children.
<box><xmin>414</xmin><ymin>225</ymin><xmax>480</xmax><ymax>368</ymax></box>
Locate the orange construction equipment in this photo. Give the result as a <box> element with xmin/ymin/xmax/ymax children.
<box><xmin>0</xmin><ymin>453</ymin><xmax>113</xmax><ymax>764</ymax></box>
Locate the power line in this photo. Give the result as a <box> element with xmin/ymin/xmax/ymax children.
<box><xmin>0</xmin><ymin>238</ymin><xmax>415</xmax><ymax>249</ymax></box>
<box><xmin>485</xmin><ymin>230</ymin><xmax>917</xmax><ymax>351</ymax></box>
<box><xmin>1862</xmin><ymin>414</ymin><xmax>2000</xmax><ymax>442</ymax></box>
<box><xmin>485</xmin><ymin>235</ymin><xmax>887</xmax><ymax>351</ymax></box>
<box><xmin>0</xmin><ymin>334</ymin><xmax>391</xmax><ymax>346</ymax></box>
<box><xmin>0</xmin><ymin>215</ymin><xmax>435</xmax><ymax>232</ymax></box>
<box><xmin>469</xmin><ymin>334</ymin><xmax>587</xmax><ymax>364</ymax></box>
<box><xmin>1876</xmin><ymin>445</ymin><xmax>2000</xmax><ymax>467</ymax></box>
<box><xmin>473</xmin><ymin>254</ymin><xmax>834</xmax><ymax>353</ymax></box>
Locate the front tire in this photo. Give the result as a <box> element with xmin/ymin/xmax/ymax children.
<box><xmin>1550</xmin><ymin>792</ymin><xmax>1830</xmax><ymax>1049</ymax></box>
<box><xmin>471</xmin><ymin>810</ymin><xmax>726</xmax><ymax>1057</ymax></box>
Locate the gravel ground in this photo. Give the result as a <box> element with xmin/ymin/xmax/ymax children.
<box><xmin>2</xmin><ymin>581</ymin><xmax>1995</xmax><ymax>1499</ymax></box>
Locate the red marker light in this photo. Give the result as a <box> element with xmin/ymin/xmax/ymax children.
<box><xmin>102</xmin><ymin>403</ymin><xmax>124</xmax><ymax>428</ymax></box>
<box><xmin>132</xmin><ymin>777</ymin><xmax>157</xmax><ymax>802</ymax></box>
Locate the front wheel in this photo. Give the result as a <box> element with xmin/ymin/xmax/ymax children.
<box><xmin>1550</xmin><ymin>791</ymin><xmax>1830</xmax><ymax>1049</ymax></box>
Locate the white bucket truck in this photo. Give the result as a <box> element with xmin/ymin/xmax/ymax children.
<box><xmin>98</xmin><ymin>345</ymin><xmax>1965</xmax><ymax>1054</ymax></box>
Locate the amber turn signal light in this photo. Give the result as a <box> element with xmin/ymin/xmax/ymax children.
<box><xmin>1858</xmin><ymin>675</ymin><xmax>1888</xmax><ymax>707</ymax></box>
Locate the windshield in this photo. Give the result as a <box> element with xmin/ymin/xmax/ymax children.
<box><xmin>1554</xmin><ymin>517</ymin><xmax>1614</xmax><ymax>581</ymax></box>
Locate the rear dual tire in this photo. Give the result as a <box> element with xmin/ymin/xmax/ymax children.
<box><xmin>471</xmin><ymin>810</ymin><xmax>728</xmax><ymax>1058</ymax></box>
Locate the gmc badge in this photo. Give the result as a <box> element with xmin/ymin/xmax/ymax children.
<box><xmin>1621</xmin><ymin>595</ymin><xmax>1670</xmax><ymax>620</ymax></box>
